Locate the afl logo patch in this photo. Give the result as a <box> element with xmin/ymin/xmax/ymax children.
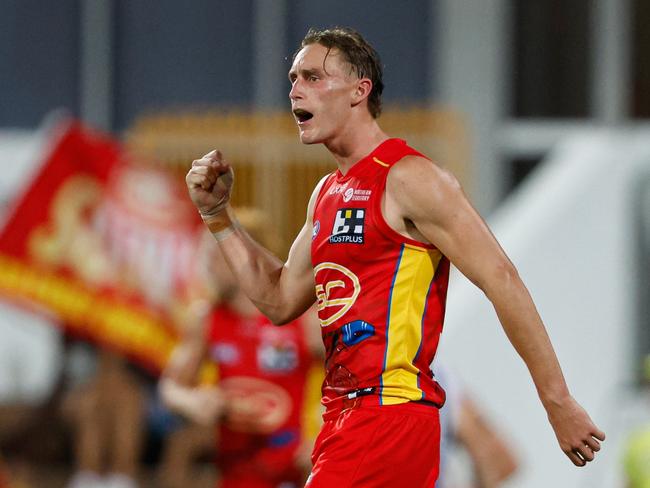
<box><xmin>209</xmin><ymin>342</ymin><xmax>240</xmax><ymax>365</ymax></box>
<box><xmin>312</xmin><ymin>220</ymin><xmax>320</xmax><ymax>240</ymax></box>
<box><xmin>314</xmin><ymin>262</ymin><xmax>361</xmax><ymax>327</ymax></box>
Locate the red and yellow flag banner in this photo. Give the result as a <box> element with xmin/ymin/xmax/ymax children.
<box><xmin>0</xmin><ymin>121</ymin><xmax>204</xmax><ymax>375</ymax></box>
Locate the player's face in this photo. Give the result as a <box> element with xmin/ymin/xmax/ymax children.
<box><xmin>289</xmin><ymin>44</ymin><xmax>359</xmax><ymax>145</ymax></box>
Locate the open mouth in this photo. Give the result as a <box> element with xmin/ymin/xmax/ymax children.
<box><xmin>293</xmin><ymin>108</ymin><xmax>314</xmax><ymax>123</ymax></box>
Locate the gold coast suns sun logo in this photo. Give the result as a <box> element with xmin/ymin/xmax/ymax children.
<box><xmin>314</xmin><ymin>262</ymin><xmax>361</xmax><ymax>327</ymax></box>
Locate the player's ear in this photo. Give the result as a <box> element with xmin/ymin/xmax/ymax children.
<box><xmin>351</xmin><ymin>78</ymin><xmax>372</xmax><ymax>107</ymax></box>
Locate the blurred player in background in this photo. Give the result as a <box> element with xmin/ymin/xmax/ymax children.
<box><xmin>186</xmin><ymin>26</ymin><xmax>605</xmax><ymax>486</ymax></box>
<box><xmin>160</xmin><ymin>208</ymin><xmax>322</xmax><ymax>488</ymax></box>
<box><xmin>436</xmin><ymin>365</ymin><xmax>518</xmax><ymax>488</ymax></box>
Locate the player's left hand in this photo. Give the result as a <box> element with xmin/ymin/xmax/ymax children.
<box><xmin>545</xmin><ymin>395</ymin><xmax>605</xmax><ymax>466</ymax></box>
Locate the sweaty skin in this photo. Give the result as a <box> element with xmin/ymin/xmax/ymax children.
<box><xmin>185</xmin><ymin>42</ymin><xmax>605</xmax><ymax>467</ymax></box>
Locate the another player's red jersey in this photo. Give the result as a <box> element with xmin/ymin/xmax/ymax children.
<box><xmin>205</xmin><ymin>305</ymin><xmax>311</xmax><ymax>482</ymax></box>
<box><xmin>311</xmin><ymin>138</ymin><xmax>449</xmax><ymax>417</ymax></box>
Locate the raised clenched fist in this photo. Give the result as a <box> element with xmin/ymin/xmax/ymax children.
<box><xmin>186</xmin><ymin>149</ymin><xmax>234</xmax><ymax>217</ymax></box>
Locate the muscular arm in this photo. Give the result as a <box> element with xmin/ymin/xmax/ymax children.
<box><xmin>213</xmin><ymin>205</ymin><xmax>317</xmax><ymax>324</ymax></box>
<box><xmin>386</xmin><ymin>156</ymin><xmax>605</xmax><ymax>466</ymax></box>
<box><xmin>186</xmin><ymin>151</ymin><xmax>323</xmax><ymax>324</ymax></box>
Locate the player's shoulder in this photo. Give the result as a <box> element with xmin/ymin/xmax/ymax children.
<box><xmin>314</xmin><ymin>172</ymin><xmax>334</xmax><ymax>192</ymax></box>
<box><xmin>306</xmin><ymin>172</ymin><xmax>335</xmax><ymax>219</ymax></box>
<box><xmin>309</xmin><ymin>172</ymin><xmax>334</xmax><ymax>204</ymax></box>
<box><xmin>389</xmin><ymin>155</ymin><xmax>460</xmax><ymax>192</ymax></box>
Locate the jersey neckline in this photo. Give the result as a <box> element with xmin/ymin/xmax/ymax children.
<box><xmin>334</xmin><ymin>138</ymin><xmax>405</xmax><ymax>182</ymax></box>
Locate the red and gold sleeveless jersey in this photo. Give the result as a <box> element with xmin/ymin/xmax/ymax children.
<box><xmin>205</xmin><ymin>305</ymin><xmax>314</xmax><ymax>456</ymax></box>
<box><xmin>311</xmin><ymin>138</ymin><xmax>449</xmax><ymax>416</ymax></box>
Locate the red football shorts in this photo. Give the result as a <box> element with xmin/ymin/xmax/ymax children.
<box><xmin>307</xmin><ymin>401</ymin><xmax>440</xmax><ymax>488</ymax></box>
<box><xmin>220</xmin><ymin>475</ymin><xmax>300</xmax><ymax>488</ymax></box>
<box><xmin>219</xmin><ymin>452</ymin><xmax>303</xmax><ymax>488</ymax></box>
<box><xmin>218</xmin><ymin>430</ymin><xmax>304</xmax><ymax>488</ymax></box>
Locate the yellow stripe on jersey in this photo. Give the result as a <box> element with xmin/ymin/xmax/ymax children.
<box><xmin>373</xmin><ymin>157</ymin><xmax>390</xmax><ymax>167</ymax></box>
<box><xmin>301</xmin><ymin>361</ymin><xmax>325</xmax><ymax>442</ymax></box>
<box><xmin>381</xmin><ymin>244</ymin><xmax>442</xmax><ymax>405</ymax></box>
